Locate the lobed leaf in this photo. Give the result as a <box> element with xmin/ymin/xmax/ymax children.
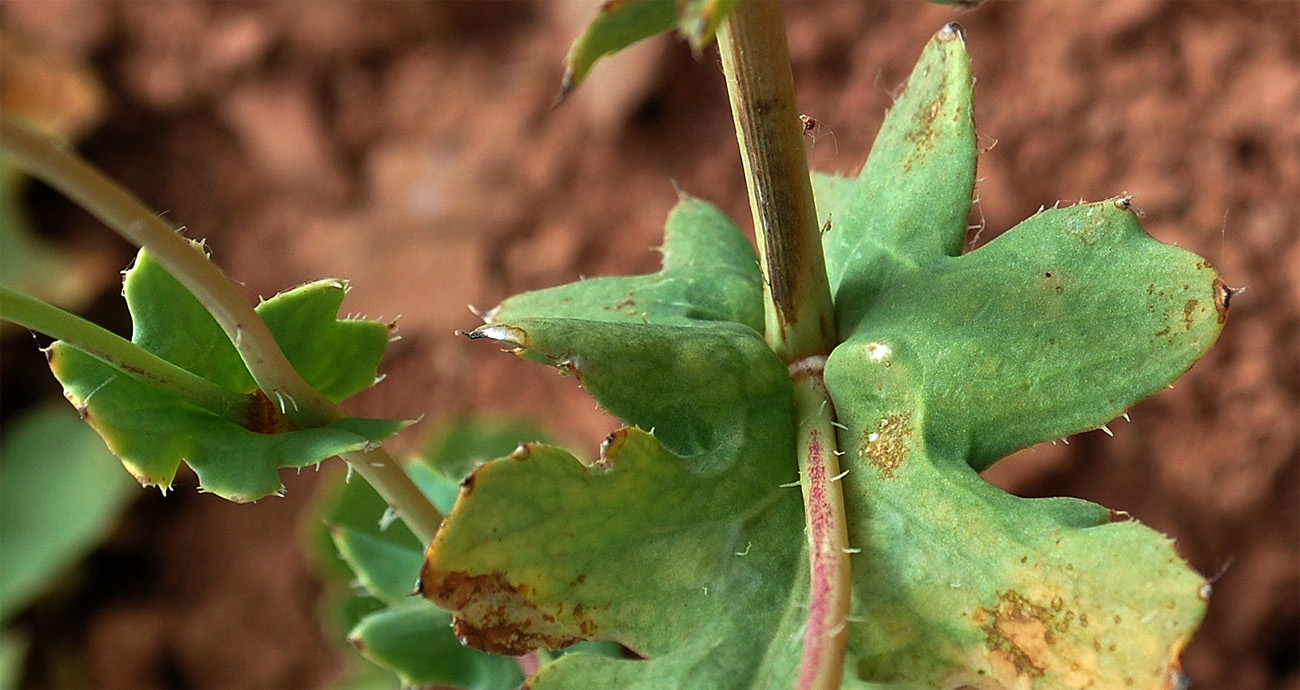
<box><xmin>816</xmin><ymin>26</ymin><xmax>1226</xmax><ymax>687</ymax></box>
<box><xmin>427</xmin><ymin>23</ymin><xmax>1228</xmax><ymax>690</ymax></box>
<box><xmin>47</xmin><ymin>249</ymin><xmax>405</xmax><ymax>502</ymax></box>
<box><xmin>313</xmin><ymin>421</ymin><xmax>551</xmax><ymax>689</ymax></box>
<box><xmin>818</xmin><ymin>23</ymin><xmax>976</xmax><ymax>337</ymax></box>
<box><xmin>425</xmin><ymin>213</ymin><xmax>809</xmax><ymax>684</ymax></box>
<box><xmin>486</xmin><ymin>194</ymin><xmax>762</xmax><ymax>334</ymax></box>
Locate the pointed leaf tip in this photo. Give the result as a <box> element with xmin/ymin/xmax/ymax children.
<box><xmin>560</xmin><ymin>0</ymin><xmax>677</xmax><ymax>94</ymax></box>
<box><xmin>821</xmin><ymin>25</ymin><xmax>977</xmax><ymax>333</ymax></box>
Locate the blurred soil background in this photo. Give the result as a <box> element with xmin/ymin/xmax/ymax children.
<box><xmin>0</xmin><ymin>0</ymin><xmax>1296</xmax><ymax>688</ymax></box>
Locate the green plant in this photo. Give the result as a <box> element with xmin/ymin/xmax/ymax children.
<box><xmin>0</xmin><ymin>405</ymin><xmax>136</xmax><ymax>690</ymax></box>
<box><xmin>0</xmin><ymin>3</ymin><xmax>1230</xmax><ymax>689</ymax></box>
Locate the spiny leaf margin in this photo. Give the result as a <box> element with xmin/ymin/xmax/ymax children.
<box><xmin>47</xmin><ymin>249</ymin><xmax>405</xmax><ymax>501</ymax></box>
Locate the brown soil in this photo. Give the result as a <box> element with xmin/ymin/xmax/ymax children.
<box><xmin>1</xmin><ymin>1</ymin><xmax>1296</xmax><ymax>688</ymax></box>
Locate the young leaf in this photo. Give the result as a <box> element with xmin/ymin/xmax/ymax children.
<box><xmin>561</xmin><ymin>0</ymin><xmax>678</xmax><ymax>96</ymax></box>
<box><xmin>814</xmin><ymin>27</ymin><xmax>1226</xmax><ymax>687</ymax></box>
<box><xmin>560</xmin><ymin>0</ymin><xmax>741</xmax><ymax>95</ymax></box>
<box><xmin>47</xmin><ymin>249</ymin><xmax>406</xmax><ymax>502</ymax></box>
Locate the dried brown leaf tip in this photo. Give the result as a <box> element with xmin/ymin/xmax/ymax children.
<box><xmin>419</xmin><ymin>569</ymin><xmax>593</xmax><ymax>656</ymax></box>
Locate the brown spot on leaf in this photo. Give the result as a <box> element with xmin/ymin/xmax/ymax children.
<box><xmin>1042</xmin><ymin>270</ymin><xmax>1064</xmax><ymax>295</ymax></box>
<box><xmin>973</xmin><ymin>590</ymin><xmax>1076</xmax><ymax>679</ymax></box>
<box><xmin>1182</xmin><ymin>299</ymin><xmax>1201</xmax><ymax>331</ymax></box>
<box><xmin>610</xmin><ymin>293</ymin><xmax>638</xmax><ymax>315</ymax></box>
<box><xmin>859</xmin><ymin>412</ymin><xmax>913</xmax><ymax>478</ymax></box>
<box><xmin>902</xmin><ymin>94</ymin><xmax>948</xmax><ymax>172</ymax></box>
<box><xmin>597</xmin><ymin>427</ymin><xmax>634</xmax><ymax>469</ymax></box>
<box><xmin>1211</xmin><ymin>278</ymin><xmax>1234</xmax><ymax>323</ymax></box>
<box><xmin>459</xmin><ymin>471</ymin><xmax>477</xmax><ymax>495</ymax></box>
<box><xmin>419</xmin><ymin>569</ymin><xmax>592</xmax><ymax>656</ymax></box>
<box><xmin>245</xmin><ymin>389</ymin><xmax>296</xmax><ymax>434</ymax></box>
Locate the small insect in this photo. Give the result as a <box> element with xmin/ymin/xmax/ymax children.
<box><xmin>799</xmin><ymin>114</ymin><xmax>838</xmax><ymax>156</ymax></box>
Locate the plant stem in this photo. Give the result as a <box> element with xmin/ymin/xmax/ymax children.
<box><xmin>0</xmin><ymin>116</ymin><xmax>442</xmax><ymax>544</ymax></box>
<box><xmin>718</xmin><ymin>4</ymin><xmax>850</xmax><ymax>688</ymax></box>
<box><xmin>717</xmin><ymin>0</ymin><xmax>835</xmax><ymax>364</ymax></box>
<box><xmin>789</xmin><ymin>356</ymin><xmax>852</xmax><ymax>690</ymax></box>
<box><xmin>0</xmin><ymin>285</ymin><xmax>250</xmax><ymax>423</ymax></box>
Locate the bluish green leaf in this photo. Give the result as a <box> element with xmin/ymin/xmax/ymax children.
<box><xmin>816</xmin><ymin>27</ymin><xmax>1223</xmax><ymax>687</ymax></box>
<box><xmin>488</xmin><ymin>194</ymin><xmax>762</xmax><ymax>334</ymax></box>
<box><xmin>426</xmin><ymin>23</ymin><xmax>1226</xmax><ymax>690</ymax></box>
<box><xmin>427</xmin><ymin>268</ymin><xmax>805</xmax><ymax>686</ymax></box>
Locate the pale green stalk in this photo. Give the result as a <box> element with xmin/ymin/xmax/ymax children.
<box><xmin>717</xmin><ymin>2</ymin><xmax>850</xmax><ymax>688</ymax></box>
<box><xmin>0</xmin><ymin>117</ymin><xmax>442</xmax><ymax>544</ymax></box>
<box><xmin>0</xmin><ymin>285</ymin><xmax>249</xmax><ymax>423</ymax></box>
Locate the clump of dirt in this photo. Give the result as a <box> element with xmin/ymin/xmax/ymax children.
<box><xmin>1</xmin><ymin>1</ymin><xmax>1295</xmax><ymax>688</ymax></box>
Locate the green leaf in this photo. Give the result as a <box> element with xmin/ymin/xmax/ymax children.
<box><xmin>46</xmin><ymin>249</ymin><xmax>406</xmax><ymax>502</ymax></box>
<box><xmin>831</xmin><ymin>201</ymin><xmax>1227</xmax><ymax>472</ymax></box>
<box><xmin>310</xmin><ymin>420</ymin><xmax>556</xmax><ymax>689</ymax></box>
<box><xmin>427</xmin><ymin>24</ymin><xmax>1226</xmax><ymax>690</ymax></box>
<box><xmin>487</xmin><ymin>194</ymin><xmax>763</xmax><ymax>335</ymax></box>
<box><xmin>0</xmin><ymin>160</ymin><xmax>94</xmax><ymax>311</ymax></box>
<box><xmin>0</xmin><ymin>404</ymin><xmax>136</xmax><ymax>622</ymax></box>
<box><xmin>561</xmin><ymin>0</ymin><xmax>677</xmax><ymax>95</ymax></box>
<box><xmin>421</xmin><ymin>417</ymin><xmax>553</xmax><ymax>482</ymax></box>
<box><xmin>424</xmin><ymin>433</ymin><xmax>807</xmax><ymax>688</ymax></box>
<box><xmin>349</xmin><ymin>602</ymin><xmax>524</xmax><ymax>690</ymax></box>
<box><xmin>679</xmin><ymin>0</ymin><xmax>740</xmax><ymax>52</ymax></box>
<box><xmin>814</xmin><ymin>26</ymin><xmax>1224</xmax><ymax>687</ymax></box>
<box><xmin>560</xmin><ymin>0</ymin><xmax>741</xmax><ymax>94</ymax></box>
<box><xmin>425</xmin><ymin>221</ymin><xmax>807</xmax><ymax>685</ymax></box>
<box><xmin>818</xmin><ymin>23</ymin><xmax>976</xmax><ymax>337</ymax></box>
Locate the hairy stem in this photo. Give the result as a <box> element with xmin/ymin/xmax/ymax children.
<box><xmin>789</xmin><ymin>356</ymin><xmax>852</xmax><ymax>690</ymax></box>
<box><xmin>0</xmin><ymin>116</ymin><xmax>442</xmax><ymax>544</ymax></box>
<box><xmin>718</xmin><ymin>4</ymin><xmax>850</xmax><ymax>687</ymax></box>
<box><xmin>0</xmin><ymin>285</ymin><xmax>250</xmax><ymax>423</ymax></box>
